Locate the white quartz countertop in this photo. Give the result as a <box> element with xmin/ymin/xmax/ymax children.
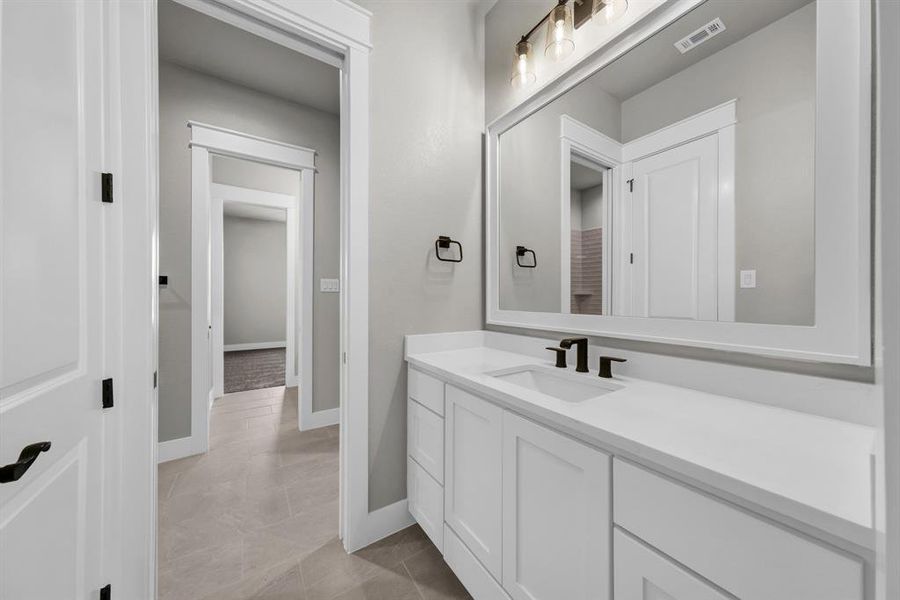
<box><xmin>406</xmin><ymin>344</ymin><xmax>875</xmax><ymax>550</ymax></box>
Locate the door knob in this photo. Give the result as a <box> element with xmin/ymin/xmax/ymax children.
<box><xmin>0</xmin><ymin>441</ymin><xmax>51</xmax><ymax>484</ymax></box>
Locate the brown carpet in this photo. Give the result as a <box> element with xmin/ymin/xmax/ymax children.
<box><xmin>224</xmin><ymin>347</ymin><xmax>286</xmax><ymax>393</ymax></box>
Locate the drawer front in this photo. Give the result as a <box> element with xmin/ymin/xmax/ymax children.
<box><xmin>408</xmin><ymin>457</ymin><xmax>443</xmax><ymax>551</ymax></box>
<box><xmin>443</xmin><ymin>524</ymin><xmax>511</xmax><ymax>600</ymax></box>
<box><xmin>408</xmin><ymin>368</ymin><xmax>444</xmax><ymax>415</ymax></box>
<box><xmin>613</xmin><ymin>459</ymin><xmax>863</xmax><ymax>600</ymax></box>
<box><xmin>408</xmin><ymin>398</ymin><xmax>444</xmax><ymax>483</ymax></box>
<box><xmin>614</xmin><ymin>528</ymin><xmax>733</xmax><ymax>600</ymax></box>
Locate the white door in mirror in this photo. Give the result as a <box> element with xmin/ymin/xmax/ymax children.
<box><xmin>629</xmin><ymin>135</ymin><xmax>719</xmax><ymax>320</ymax></box>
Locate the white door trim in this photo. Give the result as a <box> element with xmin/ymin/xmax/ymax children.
<box><xmin>559</xmin><ymin>115</ymin><xmax>622</xmax><ymax>316</ymax></box>
<box><xmin>188</xmin><ymin>128</ymin><xmax>317</xmax><ymax>459</ymax></box>
<box><xmin>209</xmin><ymin>182</ymin><xmax>303</xmax><ymax>401</ymax></box>
<box><xmin>149</xmin><ymin>0</ymin><xmax>376</xmax><ymax>560</ymax></box>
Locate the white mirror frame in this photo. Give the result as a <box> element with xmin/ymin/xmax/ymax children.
<box><xmin>486</xmin><ymin>0</ymin><xmax>872</xmax><ymax>366</ymax></box>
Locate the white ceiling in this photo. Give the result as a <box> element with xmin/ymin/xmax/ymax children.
<box><xmin>158</xmin><ymin>0</ymin><xmax>340</xmax><ymax>115</ymax></box>
<box><xmin>223</xmin><ymin>202</ymin><xmax>286</xmax><ymax>223</ymax></box>
<box><xmin>593</xmin><ymin>0</ymin><xmax>814</xmax><ymax>101</ymax></box>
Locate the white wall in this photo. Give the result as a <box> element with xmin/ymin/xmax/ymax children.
<box><xmin>157</xmin><ymin>61</ymin><xmax>340</xmax><ymax>441</ymax></box>
<box><xmin>222</xmin><ymin>215</ymin><xmax>286</xmax><ymax>346</ymax></box>
<box><xmin>356</xmin><ymin>0</ymin><xmax>486</xmax><ymax>511</ymax></box>
<box><xmin>621</xmin><ymin>2</ymin><xmax>816</xmax><ymax>325</ymax></box>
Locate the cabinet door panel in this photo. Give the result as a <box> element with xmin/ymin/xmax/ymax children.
<box><xmin>614</xmin><ymin>529</ymin><xmax>733</xmax><ymax>600</ymax></box>
<box><xmin>445</xmin><ymin>386</ymin><xmax>503</xmax><ymax>579</ymax></box>
<box><xmin>502</xmin><ymin>411</ymin><xmax>611</xmax><ymax>600</ymax></box>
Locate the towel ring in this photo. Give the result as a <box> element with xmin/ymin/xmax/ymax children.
<box><xmin>516</xmin><ymin>246</ymin><xmax>536</xmax><ymax>268</ymax></box>
<box><xmin>435</xmin><ymin>236</ymin><xmax>463</xmax><ymax>263</ymax></box>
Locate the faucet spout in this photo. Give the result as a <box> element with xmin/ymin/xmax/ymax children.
<box><xmin>559</xmin><ymin>337</ymin><xmax>589</xmax><ymax>373</ymax></box>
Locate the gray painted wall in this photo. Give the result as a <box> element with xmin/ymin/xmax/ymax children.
<box><xmin>357</xmin><ymin>0</ymin><xmax>486</xmax><ymax>511</ymax></box>
<box><xmin>158</xmin><ymin>61</ymin><xmax>340</xmax><ymax>442</ymax></box>
<box><xmin>223</xmin><ymin>215</ymin><xmax>287</xmax><ymax>346</ymax></box>
<box><xmin>621</xmin><ymin>3</ymin><xmax>816</xmax><ymax>325</ymax></box>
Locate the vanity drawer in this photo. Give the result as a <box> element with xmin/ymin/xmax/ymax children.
<box><xmin>408</xmin><ymin>398</ymin><xmax>444</xmax><ymax>483</ymax></box>
<box><xmin>613</xmin><ymin>459</ymin><xmax>863</xmax><ymax>600</ymax></box>
<box><xmin>408</xmin><ymin>457</ymin><xmax>443</xmax><ymax>551</ymax></box>
<box><xmin>408</xmin><ymin>368</ymin><xmax>444</xmax><ymax>416</ymax></box>
<box><xmin>614</xmin><ymin>528</ymin><xmax>732</xmax><ymax>600</ymax></box>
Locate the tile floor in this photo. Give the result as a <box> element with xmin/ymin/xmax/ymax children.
<box><xmin>158</xmin><ymin>385</ymin><xmax>471</xmax><ymax>600</ymax></box>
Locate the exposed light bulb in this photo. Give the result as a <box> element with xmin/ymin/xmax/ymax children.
<box><xmin>592</xmin><ymin>0</ymin><xmax>628</xmax><ymax>26</ymax></box>
<box><xmin>510</xmin><ymin>39</ymin><xmax>536</xmax><ymax>88</ymax></box>
<box><xmin>544</xmin><ymin>3</ymin><xmax>575</xmax><ymax>61</ymax></box>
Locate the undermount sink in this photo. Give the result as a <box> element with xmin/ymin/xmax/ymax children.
<box><xmin>488</xmin><ymin>365</ymin><xmax>622</xmax><ymax>402</ymax></box>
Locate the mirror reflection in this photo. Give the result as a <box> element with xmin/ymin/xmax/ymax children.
<box><xmin>499</xmin><ymin>0</ymin><xmax>816</xmax><ymax>325</ymax></box>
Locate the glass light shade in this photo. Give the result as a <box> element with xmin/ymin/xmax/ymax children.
<box><xmin>592</xmin><ymin>0</ymin><xmax>628</xmax><ymax>26</ymax></box>
<box><xmin>510</xmin><ymin>39</ymin><xmax>536</xmax><ymax>88</ymax></box>
<box><xmin>545</xmin><ymin>3</ymin><xmax>575</xmax><ymax>61</ymax></box>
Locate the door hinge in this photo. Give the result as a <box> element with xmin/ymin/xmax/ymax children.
<box><xmin>100</xmin><ymin>584</ymin><xmax>111</xmax><ymax>600</ymax></box>
<box><xmin>626</xmin><ymin>178</ymin><xmax>634</xmax><ymax>193</ymax></box>
<box><xmin>629</xmin><ymin>253</ymin><xmax>634</xmax><ymax>264</ymax></box>
<box><xmin>153</xmin><ymin>371</ymin><xmax>158</xmax><ymax>389</ymax></box>
<box><xmin>101</xmin><ymin>173</ymin><xmax>114</xmax><ymax>204</ymax></box>
<box><xmin>342</xmin><ymin>352</ymin><xmax>347</xmax><ymax>365</ymax></box>
<box><xmin>102</xmin><ymin>378</ymin><xmax>114</xmax><ymax>409</ymax></box>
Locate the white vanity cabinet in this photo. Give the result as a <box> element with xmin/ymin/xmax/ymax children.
<box><xmin>502</xmin><ymin>411</ymin><xmax>611</xmax><ymax>600</ymax></box>
<box><xmin>444</xmin><ymin>385</ymin><xmax>504</xmax><ymax>579</ymax></box>
<box><xmin>406</xmin><ymin>364</ymin><xmax>867</xmax><ymax>600</ymax></box>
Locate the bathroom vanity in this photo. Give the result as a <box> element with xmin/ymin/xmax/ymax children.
<box><xmin>405</xmin><ymin>331</ymin><xmax>874</xmax><ymax>600</ymax></box>
<box><xmin>407</xmin><ymin>0</ymin><xmax>877</xmax><ymax>597</ymax></box>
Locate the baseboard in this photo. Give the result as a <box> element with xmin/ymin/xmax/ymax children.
<box><xmin>224</xmin><ymin>341</ymin><xmax>286</xmax><ymax>351</ymax></box>
<box><xmin>157</xmin><ymin>436</ymin><xmax>200</xmax><ymax>463</ymax></box>
<box><xmin>299</xmin><ymin>406</ymin><xmax>340</xmax><ymax>431</ymax></box>
<box><xmin>354</xmin><ymin>499</ymin><xmax>415</xmax><ymax>551</ymax></box>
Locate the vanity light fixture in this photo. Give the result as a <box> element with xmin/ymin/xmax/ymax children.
<box><xmin>545</xmin><ymin>1</ymin><xmax>576</xmax><ymax>61</ymax></box>
<box><xmin>510</xmin><ymin>0</ymin><xmax>576</xmax><ymax>88</ymax></box>
<box><xmin>591</xmin><ymin>0</ymin><xmax>628</xmax><ymax>26</ymax></box>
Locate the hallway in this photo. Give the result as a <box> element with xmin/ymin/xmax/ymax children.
<box><xmin>157</xmin><ymin>386</ymin><xmax>469</xmax><ymax>600</ymax></box>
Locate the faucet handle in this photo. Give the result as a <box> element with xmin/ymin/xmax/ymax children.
<box><xmin>598</xmin><ymin>356</ymin><xmax>626</xmax><ymax>378</ymax></box>
<box><xmin>545</xmin><ymin>347</ymin><xmax>568</xmax><ymax>369</ymax></box>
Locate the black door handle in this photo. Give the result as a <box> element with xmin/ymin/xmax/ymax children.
<box><xmin>0</xmin><ymin>441</ymin><xmax>51</xmax><ymax>484</ymax></box>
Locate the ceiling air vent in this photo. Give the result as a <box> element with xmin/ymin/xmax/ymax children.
<box><xmin>675</xmin><ymin>18</ymin><xmax>726</xmax><ymax>54</ymax></box>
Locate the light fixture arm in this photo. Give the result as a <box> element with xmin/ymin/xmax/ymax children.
<box><xmin>520</xmin><ymin>0</ymin><xmax>569</xmax><ymax>43</ymax></box>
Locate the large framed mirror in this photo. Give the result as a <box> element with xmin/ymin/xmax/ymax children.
<box><xmin>486</xmin><ymin>0</ymin><xmax>871</xmax><ymax>365</ymax></box>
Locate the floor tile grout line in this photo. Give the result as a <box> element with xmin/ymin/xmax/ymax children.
<box><xmin>401</xmin><ymin>560</ymin><xmax>428</xmax><ymax>600</ymax></box>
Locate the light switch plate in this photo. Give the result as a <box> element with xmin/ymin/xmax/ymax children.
<box><xmin>740</xmin><ymin>270</ymin><xmax>757</xmax><ymax>289</ymax></box>
<box><xmin>320</xmin><ymin>278</ymin><xmax>340</xmax><ymax>293</ymax></box>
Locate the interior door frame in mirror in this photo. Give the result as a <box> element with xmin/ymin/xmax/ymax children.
<box><xmin>486</xmin><ymin>0</ymin><xmax>872</xmax><ymax>366</ymax></box>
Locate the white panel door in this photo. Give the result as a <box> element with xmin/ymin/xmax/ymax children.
<box><xmin>0</xmin><ymin>2</ymin><xmax>113</xmax><ymax>599</ymax></box>
<box><xmin>630</xmin><ymin>135</ymin><xmax>718</xmax><ymax>320</ymax></box>
<box><xmin>502</xmin><ymin>411</ymin><xmax>611</xmax><ymax>600</ymax></box>
<box><xmin>613</xmin><ymin>529</ymin><xmax>732</xmax><ymax>600</ymax></box>
<box><xmin>444</xmin><ymin>386</ymin><xmax>503</xmax><ymax>580</ymax></box>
